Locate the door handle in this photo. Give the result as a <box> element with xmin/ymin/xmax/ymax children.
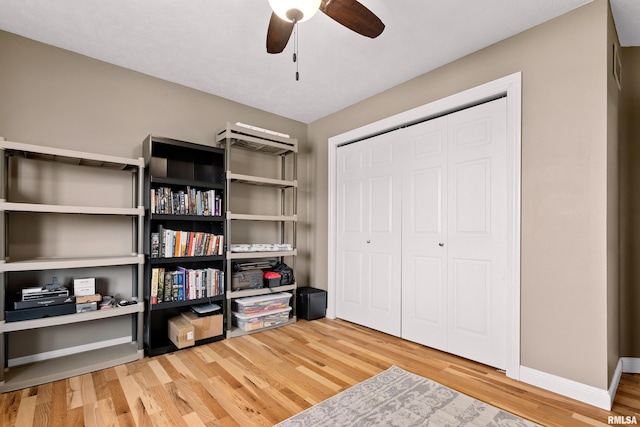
<box><xmin>438</xmin><ymin>242</ymin><xmax>445</xmax><ymax>247</ymax></box>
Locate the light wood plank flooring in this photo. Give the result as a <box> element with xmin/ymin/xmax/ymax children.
<box><xmin>0</xmin><ymin>318</ymin><xmax>638</xmax><ymax>426</ymax></box>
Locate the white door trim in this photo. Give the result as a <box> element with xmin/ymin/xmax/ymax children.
<box><xmin>327</xmin><ymin>72</ymin><xmax>522</xmax><ymax>379</ymax></box>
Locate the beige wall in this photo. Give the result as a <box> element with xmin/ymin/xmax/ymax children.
<box><xmin>606</xmin><ymin>2</ymin><xmax>621</xmax><ymax>385</ymax></box>
<box><xmin>308</xmin><ymin>0</ymin><xmax>614</xmax><ymax>389</ymax></box>
<box><xmin>620</xmin><ymin>47</ymin><xmax>640</xmax><ymax>357</ymax></box>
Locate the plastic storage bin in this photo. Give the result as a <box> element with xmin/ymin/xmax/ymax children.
<box><xmin>233</xmin><ymin>292</ymin><xmax>292</xmax><ymax>314</ymax></box>
<box><xmin>233</xmin><ymin>307</ymin><xmax>292</xmax><ymax>331</ymax></box>
<box><xmin>297</xmin><ymin>287</ymin><xmax>327</xmax><ymax>320</ymax></box>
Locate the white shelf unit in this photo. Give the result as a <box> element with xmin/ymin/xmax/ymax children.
<box><xmin>0</xmin><ymin>137</ymin><xmax>145</xmax><ymax>393</ymax></box>
<box><xmin>216</xmin><ymin>123</ymin><xmax>298</xmax><ymax>338</ymax></box>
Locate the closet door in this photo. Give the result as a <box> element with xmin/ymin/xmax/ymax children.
<box><xmin>401</xmin><ymin>98</ymin><xmax>508</xmax><ymax>370</ymax></box>
<box><xmin>401</xmin><ymin>116</ymin><xmax>449</xmax><ymax>352</ymax></box>
<box><xmin>446</xmin><ymin>98</ymin><xmax>508</xmax><ymax>369</ymax></box>
<box><xmin>336</xmin><ymin>132</ymin><xmax>402</xmax><ymax>336</ymax></box>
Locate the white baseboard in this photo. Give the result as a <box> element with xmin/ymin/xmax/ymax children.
<box><xmin>621</xmin><ymin>357</ymin><xmax>640</xmax><ymax>374</ymax></box>
<box><xmin>520</xmin><ymin>361</ymin><xmax>622</xmax><ymax>410</ymax></box>
<box><xmin>8</xmin><ymin>336</ymin><xmax>133</xmax><ymax>367</ymax></box>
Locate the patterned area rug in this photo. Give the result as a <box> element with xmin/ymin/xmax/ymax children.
<box><xmin>275</xmin><ymin>365</ymin><xmax>540</xmax><ymax>426</ymax></box>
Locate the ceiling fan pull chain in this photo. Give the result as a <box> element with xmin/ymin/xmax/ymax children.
<box><xmin>294</xmin><ymin>22</ymin><xmax>299</xmax><ymax>81</ymax></box>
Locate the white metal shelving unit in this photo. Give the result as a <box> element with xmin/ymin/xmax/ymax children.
<box><xmin>0</xmin><ymin>137</ymin><xmax>145</xmax><ymax>392</ymax></box>
<box><xmin>216</xmin><ymin>123</ymin><xmax>298</xmax><ymax>338</ymax></box>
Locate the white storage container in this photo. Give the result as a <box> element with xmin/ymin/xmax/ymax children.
<box><xmin>233</xmin><ymin>292</ymin><xmax>292</xmax><ymax>315</ymax></box>
<box><xmin>233</xmin><ymin>307</ymin><xmax>292</xmax><ymax>331</ymax></box>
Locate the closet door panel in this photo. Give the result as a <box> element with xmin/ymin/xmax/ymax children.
<box><xmin>370</xmin><ymin>252</ymin><xmax>395</xmax><ymax>312</ymax></box>
<box><xmin>336</xmin><ymin>146</ymin><xmax>369</xmax><ymax>327</ymax></box>
<box><xmin>342</xmin><ymin>250</ymin><xmax>364</xmax><ymax>304</ymax></box>
<box><xmin>450</xmin><ymin>258</ymin><xmax>490</xmax><ymax>335</ymax></box>
<box><xmin>401</xmin><ymin>118</ymin><xmax>448</xmax><ymax>350</ymax></box>
<box><xmin>447</xmin><ymin>98</ymin><xmax>508</xmax><ymax>370</ymax></box>
<box><xmin>336</xmin><ymin>132</ymin><xmax>402</xmax><ymax>336</ymax></box>
<box><xmin>452</xmin><ymin>159</ymin><xmax>491</xmax><ymax>235</ymax></box>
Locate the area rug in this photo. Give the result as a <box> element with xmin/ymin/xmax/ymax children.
<box><xmin>274</xmin><ymin>365</ymin><xmax>540</xmax><ymax>426</ymax></box>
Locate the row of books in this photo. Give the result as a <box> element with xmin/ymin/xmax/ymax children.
<box><xmin>151</xmin><ymin>186</ymin><xmax>222</xmax><ymax>216</ymax></box>
<box><xmin>151</xmin><ymin>226</ymin><xmax>224</xmax><ymax>258</ymax></box>
<box><xmin>151</xmin><ymin>267</ymin><xmax>224</xmax><ymax>304</ymax></box>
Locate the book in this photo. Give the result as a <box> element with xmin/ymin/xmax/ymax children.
<box><xmin>179</xmin><ymin>231</ymin><xmax>188</xmax><ymax>257</ymax></box>
<box><xmin>164</xmin><ymin>227</ymin><xmax>173</xmax><ymax>257</ymax></box>
<box><xmin>171</xmin><ymin>271</ymin><xmax>182</xmax><ymax>301</ymax></box>
<box><xmin>216</xmin><ymin>235</ymin><xmax>224</xmax><ymax>255</ymax></box>
<box><xmin>173</xmin><ymin>230</ymin><xmax>181</xmax><ymax>257</ymax></box>
<box><xmin>158</xmin><ymin>225</ymin><xmax>166</xmax><ymax>258</ymax></box>
<box><xmin>157</xmin><ymin>267</ymin><xmax>165</xmax><ymax>303</ymax></box>
<box><xmin>164</xmin><ymin>271</ymin><xmax>173</xmax><ymax>302</ymax></box>
<box><xmin>151</xmin><ymin>268</ymin><xmax>159</xmax><ymax>304</ymax></box>
<box><xmin>177</xmin><ymin>266</ymin><xmax>188</xmax><ymax>301</ymax></box>
<box><xmin>151</xmin><ymin>233</ymin><xmax>160</xmax><ymax>258</ymax></box>
<box><xmin>187</xmin><ymin>231</ymin><xmax>196</xmax><ymax>256</ymax></box>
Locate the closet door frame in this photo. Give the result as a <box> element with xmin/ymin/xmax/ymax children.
<box><xmin>327</xmin><ymin>72</ymin><xmax>522</xmax><ymax>380</ymax></box>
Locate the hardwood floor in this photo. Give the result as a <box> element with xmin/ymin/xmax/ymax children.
<box><xmin>1</xmin><ymin>318</ymin><xmax>638</xmax><ymax>426</ymax></box>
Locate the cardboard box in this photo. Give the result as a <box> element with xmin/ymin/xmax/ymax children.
<box><xmin>76</xmin><ymin>293</ymin><xmax>102</xmax><ymax>303</ymax></box>
<box><xmin>181</xmin><ymin>311</ymin><xmax>222</xmax><ymax>341</ymax></box>
<box><xmin>168</xmin><ymin>316</ymin><xmax>195</xmax><ymax>349</ymax></box>
<box><xmin>73</xmin><ymin>278</ymin><xmax>96</xmax><ymax>296</ymax></box>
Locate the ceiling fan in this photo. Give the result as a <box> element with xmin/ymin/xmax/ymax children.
<box><xmin>266</xmin><ymin>0</ymin><xmax>385</xmax><ymax>54</ymax></box>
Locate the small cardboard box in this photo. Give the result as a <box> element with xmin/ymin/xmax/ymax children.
<box><xmin>73</xmin><ymin>278</ymin><xmax>96</xmax><ymax>296</ymax></box>
<box><xmin>76</xmin><ymin>293</ymin><xmax>102</xmax><ymax>303</ymax></box>
<box><xmin>181</xmin><ymin>311</ymin><xmax>222</xmax><ymax>341</ymax></box>
<box><xmin>168</xmin><ymin>316</ymin><xmax>195</xmax><ymax>349</ymax></box>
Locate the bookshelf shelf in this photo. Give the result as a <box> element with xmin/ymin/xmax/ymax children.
<box><xmin>143</xmin><ymin>135</ymin><xmax>226</xmax><ymax>357</ymax></box>
<box><xmin>150</xmin><ymin>176</ymin><xmax>224</xmax><ymax>190</ymax></box>
<box><xmin>216</xmin><ymin>122</ymin><xmax>298</xmax><ymax>338</ymax></box>
<box><xmin>227</xmin><ymin>172</ymin><xmax>297</xmax><ymax>189</ymax></box>
<box><xmin>227</xmin><ymin>212</ymin><xmax>297</xmax><ymax>222</ymax></box>
<box><xmin>0</xmin><ymin>303</ymin><xmax>143</xmax><ymax>333</ymax></box>
<box><xmin>0</xmin><ymin>201</ymin><xmax>143</xmax><ymax>216</ymax></box>
<box><xmin>227</xmin><ymin>250</ymin><xmax>297</xmax><ymax>260</ymax></box>
<box><xmin>148</xmin><ymin>294</ymin><xmax>224</xmax><ymax>311</ymax></box>
<box><xmin>0</xmin><ymin>254</ymin><xmax>145</xmax><ymax>272</ymax></box>
<box><xmin>226</xmin><ymin>283</ymin><xmax>297</xmax><ymax>299</ymax></box>
<box><xmin>217</xmin><ymin>123</ymin><xmax>297</xmax><ymax>155</ymax></box>
<box><xmin>149</xmin><ymin>255</ymin><xmax>224</xmax><ymax>265</ymax></box>
<box><xmin>150</xmin><ymin>214</ymin><xmax>224</xmax><ymax>222</ymax></box>
<box><xmin>0</xmin><ymin>137</ymin><xmax>145</xmax><ymax>393</ymax></box>
<box><xmin>0</xmin><ymin>139</ymin><xmax>144</xmax><ymax>171</ymax></box>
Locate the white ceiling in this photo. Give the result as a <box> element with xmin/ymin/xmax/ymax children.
<box><xmin>0</xmin><ymin>0</ymin><xmax>637</xmax><ymax>123</ymax></box>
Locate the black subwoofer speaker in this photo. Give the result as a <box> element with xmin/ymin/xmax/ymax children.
<box><xmin>296</xmin><ymin>287</ymin><xmax>327</xmax><ymax>320</ymax></box>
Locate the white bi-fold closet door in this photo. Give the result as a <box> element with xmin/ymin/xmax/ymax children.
<box><xmin>336</xmin><ymin>98</ymin><xmax>508</xmax><ymax>370</ymax></box>
<box><xmin>335</xmin><ymin>129</ymin><xmax>403</xmax><ymax>337</ymax></box>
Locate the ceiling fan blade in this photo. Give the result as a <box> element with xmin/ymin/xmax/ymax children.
<box><xmin>267</xmin><ymin>12</ymin><xmax>295</xmax><ymax>54</ymax></box>
<box><xmin>320</xmin><ymin>0</ymin><xmax>384</xmax><ymax>38</ymax></box>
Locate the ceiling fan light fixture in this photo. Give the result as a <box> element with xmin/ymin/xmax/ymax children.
<box><xmin>268</xmin><ymin>0</ymin><xmax>321</xmax><ymax>23</ymax></box>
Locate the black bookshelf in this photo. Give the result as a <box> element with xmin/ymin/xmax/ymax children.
<box><xmin>143</xmin><ymin>135</ymin><xmax>226</xmax><ymax>356</ymax></box>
